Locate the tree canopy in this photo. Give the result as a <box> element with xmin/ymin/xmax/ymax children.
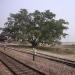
<box><xmin>3</xmin><ymin>9</ymin><xmax>69</xmax><ymax>45</ymax></box>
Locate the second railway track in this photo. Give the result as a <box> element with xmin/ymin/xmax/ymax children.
<box><xmin>6</xmin><ymin>46</ymin><xmax>75</xmax><ymax>68</ymax></box>
<box><xmin>0</xmin><ymin>51</ymin><xmax>45</xmax><ymax>75</ymax></box>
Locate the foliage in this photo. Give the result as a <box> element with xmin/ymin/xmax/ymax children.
<box><xmin>3</xmin><ymin>9</ymin><xmax>69</xmax><ymax>45</ymax></box>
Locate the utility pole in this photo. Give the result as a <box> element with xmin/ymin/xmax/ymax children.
<box><xmin>32</xmin><ymin>35</ymin><xmax>37</xmax><ymax>61</ymax></box>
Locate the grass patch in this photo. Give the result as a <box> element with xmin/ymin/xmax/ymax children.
<box><xmin>6</xmin><ymin>44</ymin><xmax>75</xmax><ymax>54</ymax></box>
<box><xmin>36</xmin><ymin>46</ymin><xmax>75</xmax><ymax>54</ymax></box>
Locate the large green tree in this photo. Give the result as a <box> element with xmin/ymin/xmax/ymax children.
<box><xmin>3</xmin><ymin>9</ymin><xmax>69</xmax><ymax>45</ymax></box>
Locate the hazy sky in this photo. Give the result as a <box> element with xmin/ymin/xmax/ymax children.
<box><xmin>0</xmin><ymin>0</ymin><xmax>75</xmax><ymax>42</ymax></box>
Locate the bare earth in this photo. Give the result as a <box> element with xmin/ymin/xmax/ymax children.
<box><xmin>0</xmin><ymin>61</ymin><xmax>13</xmax><ymax>75</ymax></box>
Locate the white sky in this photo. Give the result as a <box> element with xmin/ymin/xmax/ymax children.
<box><xmin>0</xmin><ymin>0</ymin><xmax>75</xmax><ymax>42</ymax></box>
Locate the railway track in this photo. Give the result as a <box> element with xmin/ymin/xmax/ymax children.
<box><xmin>6</xmin><ymin>47</ymin><xmax>75</xmax><ymax>68</ymax></box>
<box><xmin>0</xmin><ymin>51</ymin><xmax>45</xmax><ymax>75</ymax></box>
<box><xmin>38</xmin><ymin>52</ymin><xmax>75</xmax><ymax>68</ymax></box>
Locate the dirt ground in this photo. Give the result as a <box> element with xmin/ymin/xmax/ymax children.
<box><xmin>0</xmin><ymin>61</ymin><xmax>13</xmax><ymax>75</ymax></box>
<box><xmin>0</xmin><ymin>46</ymin><xmax>75</xmax><ymax>75</ymax></box>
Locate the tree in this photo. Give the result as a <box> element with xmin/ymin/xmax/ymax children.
<box><xmin>3</xmin><ymin>9</ymin><xmax>69</xmax><ymax>45</ymax></box>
